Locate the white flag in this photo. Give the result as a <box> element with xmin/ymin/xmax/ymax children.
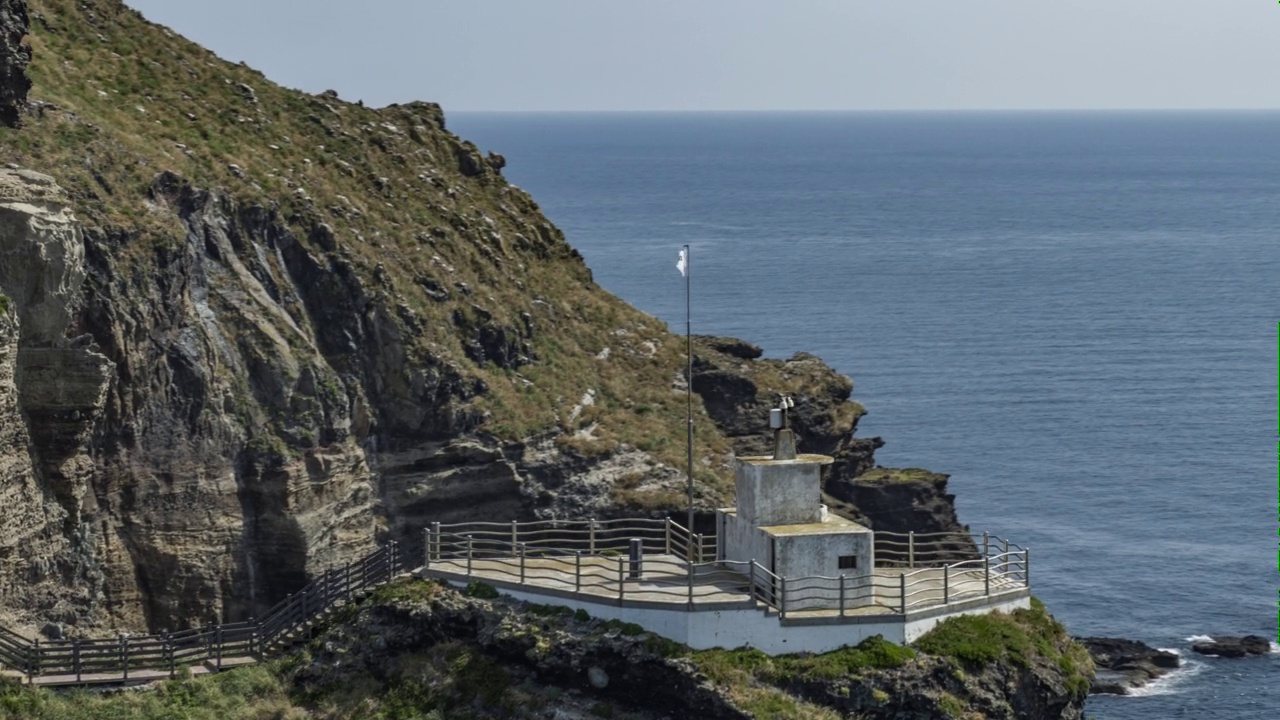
<box><xmin>676</xmin><ymin>248</ymin><xmax>688</xmax><ymax>277</ymax></box>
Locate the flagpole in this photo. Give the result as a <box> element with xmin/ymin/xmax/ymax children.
<box><xmin>684</xmin><ymin>244</ymin><xmax>694</xmax><ymax>543</ymax></box>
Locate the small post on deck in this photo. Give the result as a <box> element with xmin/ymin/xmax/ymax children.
<box><xmin>984</xmin><ymin>557</ymin><xmax>991</xmax><ymax>596</ymax></box>
<box><xmin>575</xmin><ymin>551</ymin><xmax>582</xmax><ymax>593</ymax></box>
<box><xmin>510</xmin><ymin>520</ymin><xmax>519</xmax><ymax>550</ymax></box>
<box><xmin>943</xmin><ymin>565</ymin><xmax>950</xmax><ymax>604</ymax></box>
<box><xmin>120</xmin><ymin>634</ymin><xmax>129</xmax><ymax>681</ymax></box>
<box><xmin>664</xmin><ymin>518</ymin><xmax>672</xmax><ymax>555</ymax></box>
<box><xmin>908</xmin><ymin>531</ymin><xmax>915</xmax><ymax>568</ymax></box>
<box><xmin>1002</xmin><ymin>538</ymin><xmax>1009</xmax><ymax>576</ymax></box>
<box><xmin>29</xmin><ymin>639</ymin><xmax>38</xmax><ymax>684</ymax></box>
<box><xmin>518</xmin><ymin>542</ymin><xmax>527</xmax><ymax>584</ymax></box>
<box><xmin>1025</xmin><ymin>547</ymin><xmax>1031</xmax><ymax>587</ymax></box>
<box><xmin>423</xmin><ymin>528</ymin><xmax>431</xmax><ymax>569</ymax></box>
<box><xmin>617</xmin><ymin>556</ymin><xmax>625</xmax><ymax>604</ymax></box>
<box><xmin>73</xmin><ymin>638</ymin><xmax>81</xmax><ymax>683</ymax></box>
<box><xmin>588</xmin><ymin>519</ymin><xmax>597</xmax><ymax>555</ymax></box>
<box><xmin>899</xmin><ymin>574</ymin><xmax>908</xmax><ymax>614</ymax></box>
<box><xmin>215</xmin><ymin>625</ymin><xmax>223</xmax><ymax>671</ymax></box>
<box><xmin>466</xmin><ymin>535</ymin><xmax>474</xmax><ymax>577</ymax></box>
<box><xmin>695</xmin><ymin>533</ymin><xmax>705</xmax><ymax>564</ymax></box>
<box><xmin>628</xmin><ymin>538</ymin><xmax>643</xmax><ymax>579</ymax></box>
<box><xmin>779</xmin><ymin>578</ymin><xmax>787</xmax><ymax>619</ymax></box>
<box><xmin>165</xmin><ymin>634</ymin><xmax>174</xmax><ymax>678</ymax></box>
<box><xmin>431</xmin><ymin>522</ymin><xmax>441</xmax><ymax>562</ymax></box>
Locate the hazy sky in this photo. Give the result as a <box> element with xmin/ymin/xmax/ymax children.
<box><xmin>123</xmin><ymin>1</ymin><xmax>1278</xmax><ymax>112</ymax></box>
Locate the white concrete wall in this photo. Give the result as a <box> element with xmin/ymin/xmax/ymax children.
<box><xmin>454</xmin><ymin>576</ymin><xmax>1031</xmax><ymax>655</ymax></box>
<box><xmin>773</xmin><ymin>531</ymin><xmax>873</xmax><ymax>610</ymax></box>
<box><xmin>721</xmin><ymin>511</ymin><xmax>773</xmax><ymax>572</ymax></box>
<box><xmin>736</xmin><ymin>461</ymin><xmax>824</xmax><ymax>526</ymax></box>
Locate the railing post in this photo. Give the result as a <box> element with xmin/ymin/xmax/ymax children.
<box><xmin>589</xmin><ymin>519</ymin><xmax>597</xmax><ymax>555</ymax></box>
<box><xmin>664</xmin><ymin>517</ymin><xmax>672</xmax><ymax>555</ymax></box>
<box><xmin>984</xmin><ymin>556</ymin><xmax>991</xmax><ymax>596</ymax></box>
<box><xmin>982</xmin><ymin>531</ymin><xmax>990</xmax><ymax>563</ymax></box>
<box><xmin>166</xmin><ymin>634</ymin><xmax>175</xmax><ymax>678</ymax></box>
<box><xmin>73</xmin><ymin>638</ymin><xmax>81</xmax><ymax>683</ymax></box>
<box><xmin>247</xmin><ymin>618</ymin><xmax>256</xmax><ymax>656</ymax></box>
<box><xmin>215</xmin><ymin>625</ymin><xmax>223</xmax><ymax>671</ymax></box>
<box><xmin>617</xmin><ymin>556</ymin><xmax>625</xmax><ymax>604</ymax></box>
<box><xmin>899</xmin><ymin>574</ymin><xmax>907</xmax><ymax>614</ymax></box>
<box><xmin>838</xmin><ymin>575</ymin><xmax>846</xmax><ymax>617</ymax></box>
<box><xmin>518</xmin><ymin>542</ymin><xmax>527</xmax><ymax>584</ymax></box>
<box><xmin>423</xmin><ymin>528</ymin><xmax>431</xmax><ymax>569</ymax></box>
<box><xmin>466</xmin><ymin>535</ymin><xmax>474</xmax><ymax>577</ymax></box>
<box><xmin>29</xmin><ymin>639</ymin><xmax>38</xmax><ymax>683</ymax></box>
<box><xmin>748</xmin><ymin>560</ymin><xmax>756</xmax><ymax>608</ymax></box>
<box><xmin>121</xmin><ymin>634</ymin><xmax>129</xmax><ymax>681</ymax></box>
<box><xmin>1025</xmin><ymin>547</ymin><xmax>1031</xmax><ymax>587</ymax></box>
<box><xmin>431</xmin><ymin>522</ymin><xmax>441</xmax><ymax>562</ymax></box>
<box><xmin>908</xmin><ymin>531</ymin><xmax>915</xmax><ymax>568</ymax></box>
<box><xmin>302</xmin><ymin>590</ymin><xmax>309</xmax><ymax>622</ymax></box>
<box><xmin>694</xmin><ymin>533</ymin><xmax>703</xmax><ymax>564</ymax></box>
<box><xmin>779</xmin><ymin>578</ymin><xmax>787</xmax><ymax>619</ymax></box>
<box><xmin>575</xmin><ymin>551</ymin><xmax>582</xmax><ymax>593</ymax></box>
<box><xmin>943</xmin><ymin>565</ymin><xmax>950</xmax><ymax>604</ymax></box>
<box><xmin>511</xmin><ymin>520</ymin><xmax>519</xmax><ymax>550</ymax></box>
<box><xmin>1002</xmin><ymin>538</ymin><xmax>1010</xmax><ymax>576</ymax></box>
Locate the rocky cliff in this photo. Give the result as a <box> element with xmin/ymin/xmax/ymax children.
<box><xmin>0</xmin><ymin>0</ymin><xmax>968</xmax><ymax>636</ymax></box>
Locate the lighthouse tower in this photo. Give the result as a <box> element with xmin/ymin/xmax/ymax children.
<box><xmin>717</xmin><ymin>398</ymin><xmax>874</xmax><ymax>609</ymax></box>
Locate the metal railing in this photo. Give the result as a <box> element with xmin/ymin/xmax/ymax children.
<box><xmin>0</xmin><ymin>542</ymin><xmax>403</xmax><ymax>686</ymax></box>
<box><xmin>428</xmin><ymin>518</ymin><xmax>716</xmax><ymax>564</ymax></box>
<box><xmin>422</xmin><ymin>523</ymin><xmax>1030</xmax><ymax>619</ymax></box>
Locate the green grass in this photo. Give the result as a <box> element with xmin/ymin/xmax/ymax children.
<box><xmin>693</xmin><ymin>636</ymin><xmax>916</xmax><ymax>686</ymax></box>
<box><xmin>0</xmin><ymin>663</ymin><xmax>304</xmax><ymax>720</ymax></box>
<box><xmin>914</xmin><ymin>598</ymin><xmax>1092</xmax><ymax>696</ymax></box>
<box><xmin>0</xmin><ymin>294</ymin><xmax>9</xmax><ymax>315</ymax></box>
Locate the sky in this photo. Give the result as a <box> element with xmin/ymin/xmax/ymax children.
<box><xmin>122</xmin><ymin>1</ymin><xmax>1279</xmax><ymax>112</ymax></box>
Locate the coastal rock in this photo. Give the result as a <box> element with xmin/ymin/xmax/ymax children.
<box><xmin>0</xmin><ymin>0</ymin><xmax>30</xmax><ymax>127</ymax></box>
<box><xmin>1190</xmin><ymin>635</ymin><xmax>1271</xmax><ymax>658</ymax></box>
<box><xmin>1075</xmin><ymin>636</ymin><xmax>1180</xmax><ymax>694</ymax></box>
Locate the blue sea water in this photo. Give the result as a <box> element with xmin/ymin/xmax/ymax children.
<box><xmin>449</xmin><ymin>111</ymin><xmax>1280</xmax><ymax>719</ymax></box>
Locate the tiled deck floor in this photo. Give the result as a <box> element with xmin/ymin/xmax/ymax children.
<box><xmin>424</xmin><ymin>554</ymin><xmax>1025</xmax><ymax>616</ymax></box>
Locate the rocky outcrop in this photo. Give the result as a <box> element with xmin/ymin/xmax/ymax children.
<box><xmin>1076</xmin><ymin>636</ymin><xmax>1180</xmax><ymax>694</ymax></box>
<box><xmin>298</xmin><ymin>581</ymin><xmax>753</xmax><ymax>720</ymax></box>
<box><xmin>291</xmin><ymin>579</ymin><xmax>1089</xmax><ymax>720</ymax></box>
<box><xmin>0</xmin><ymin>0</ymin><xmax>29</xmax><ymax>127</ymax></box>
<box><xmin>0</xmin><ymin>168</ymin><xmax>111</xmax><ymax>627</ymax></box>
<box><xmin>1190</xmin><ymin>635</ymin><xmax>1271</xmax><ymax>658</ymax></box>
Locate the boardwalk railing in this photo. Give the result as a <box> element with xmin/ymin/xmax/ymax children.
<box><xmin>0</xmin><ymin>542</ymin><xmax>403</xmax><ymax>686</ymax></box>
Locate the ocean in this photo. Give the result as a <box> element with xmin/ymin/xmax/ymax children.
<box><xmin>448</xmin><ymin>111</ymin><xmax>1280</xmax><ymax>719</ymax></box>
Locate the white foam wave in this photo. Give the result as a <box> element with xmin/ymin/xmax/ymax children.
<box><xmin>1156</xmin><ymin>647</ymin><xmax>1181</xmax><ymax>657</ymax></box>
<box><xmin>1123</xmin><ymin>659</ymin><xmax>1205</xmax><ymax>698</ymax></box>
<box><xmin>1270</xmin><ymin>641</ymin><xmax>1280</xmax><ymax>654</ymax></box>
<box><xmin>1184</xmin><ymin>634</ymin><xmax>1213</xmax><ymax>644</ymax></box>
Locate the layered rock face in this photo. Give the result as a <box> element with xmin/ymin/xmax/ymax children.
<box><xmin>0</xmin><ymin>169</ymin><xmax>111</xmax><ymax>626</ymax></box>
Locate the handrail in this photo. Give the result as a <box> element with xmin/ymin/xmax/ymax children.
<box><xmin>0</xmin><ymin>541</ymin><xmax>405</xmax><ymax>686</ymax></box>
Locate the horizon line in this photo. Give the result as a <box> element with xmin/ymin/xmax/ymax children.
<box><xmin>441</xmin><ymin>107</ymin><xmax>1280</xmax><ymax>115</ymax></box>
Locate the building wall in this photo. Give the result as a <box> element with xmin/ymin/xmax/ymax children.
<box><xmin>475</xmin><ymin>579</ymin><xmax>1031</xmax><ymax>654</ymax></box>
<box><xmin>736</xmin><ymin>461</ymin><xmax>824</xmax><ymax>526</ymax></box>
<box><xmin>773</xmin><ymin>531</ymin><xmax>873</xmax><ymax>610</ymax></box>
<box><xmin>720</xmin><ymin>511</ymin><xmax>773</xmax><ymax>572</ymax></box>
